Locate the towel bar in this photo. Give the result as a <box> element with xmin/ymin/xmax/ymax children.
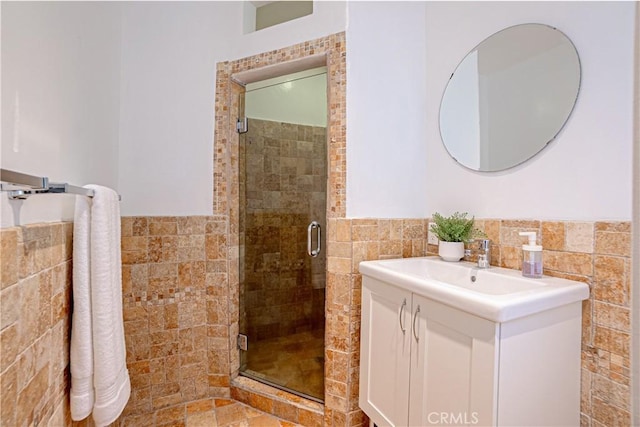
<box><xmin>0</xmin><ymin>168</ymin><xmax>121</xmax><ymax>200</ymax></box>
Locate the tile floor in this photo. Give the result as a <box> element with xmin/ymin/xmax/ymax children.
<box><xmin>186</xmin><ymin>399</ymin><xmax>301</xmax><ymax>427</ymax></box>
<box><xmin>243</xmin><ymin>329</ymin><xmax>325</xmax><ymax>401</ymax></box>
<box><xmin>120</xmin><ymin>398</ymin><xmax>302</xmax><ymax>427</ymax></box>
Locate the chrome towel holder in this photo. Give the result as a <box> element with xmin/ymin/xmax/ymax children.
<box><xmin>0</xmin><ymin>168</ymin><xmax>121</xmax><ymax>200</ymax></box>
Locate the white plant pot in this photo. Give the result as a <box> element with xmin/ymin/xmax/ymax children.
<box><xmin>438</xmin><ymin>241</ymin><xmax>465</xmax><ymax>262</ymax></box>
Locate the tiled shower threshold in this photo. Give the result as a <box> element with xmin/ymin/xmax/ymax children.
<box><xmin>231</xmin><ymin>376</ymin><xmax>325</xmax><ymax>427</ymax></box>
<box><xmin>240</xmin><ymin>370</ymin><xmax>324</xmax><ymax>404</ymax></box>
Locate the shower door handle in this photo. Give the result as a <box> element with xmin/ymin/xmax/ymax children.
<box><xmin>307</xmin><ymin>221</ymin><xmax>321</xmax><ymax>257</ymax></box>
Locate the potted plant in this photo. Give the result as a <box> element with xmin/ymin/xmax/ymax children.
<box><xmin>431</xmin><ymin>212</ymin><xmax>484</xmax><ymax>261</ymax></box>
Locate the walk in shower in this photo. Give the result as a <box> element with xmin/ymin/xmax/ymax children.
<box><xmin>238</xmin><ymin>68</ymin><xmax>327</xmax><ymax>402</ymax></box>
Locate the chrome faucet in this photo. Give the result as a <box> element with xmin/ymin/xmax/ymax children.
<box><xmin>464</xmin><ymin>239</ymin><xmax>491</xmax><ymax>268</ymax></box>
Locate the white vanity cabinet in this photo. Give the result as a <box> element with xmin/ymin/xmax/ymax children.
<box><xmin>359</xmin><ymin>274</ymin><xmax>583</xmax><ymax>427</ymax></box>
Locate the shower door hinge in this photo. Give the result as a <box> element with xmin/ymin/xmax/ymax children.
<box><xmin>237</xmin><ymin>334</ymin><xmax>248</xmax><ymax>351</ymax></box>
<box><xmin>236</xmin><ymin>117</ymin><xmax>248</xmax><ymax>134</ymax></box>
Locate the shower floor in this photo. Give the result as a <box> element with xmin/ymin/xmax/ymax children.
<box><xmin>243</xmin><ymin>328</ymin><xmax>325</xmax><ymax>401</ymax></box>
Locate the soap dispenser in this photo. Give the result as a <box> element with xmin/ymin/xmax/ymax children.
<box><xmin>519</xmin><ymin>231</ymin><xmax>543</xmax><ymax>278</ymax></box>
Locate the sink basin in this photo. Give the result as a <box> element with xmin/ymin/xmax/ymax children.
<box><xmin>359</xmin><ymin>256</ymin><xmax>589</xmax><ymax>322</ymax></box>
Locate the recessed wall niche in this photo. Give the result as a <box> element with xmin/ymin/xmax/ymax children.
<box><xmin>243</xmin><ymin>1</ymin><xmax>313</xmax><ymax>33</ymax></box>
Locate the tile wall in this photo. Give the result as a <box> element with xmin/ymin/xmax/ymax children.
<box><xmin>239</xmin><ymin>118</ymin><xmax>327</xmax><ymax>341</ymax></box>
<box><xmin>118</xmin><ymin>216</ymin><xmax>231</xmax><ymax>425</ymax></box>
<box><xmin>450</xmin><ymin>219</ymin><xmax>632</xmax><ymax>427</ymax></box>
<box><xmin>0</xmin><ymin>220</ymin><xmax>632</xmax><ymax>427</ymax></box>
<box><xmin>1</xmin><ymin>223</ymin><xmax>74</xmax><ymax>427</ymax></box>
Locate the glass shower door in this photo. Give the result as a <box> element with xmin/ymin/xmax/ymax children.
<box><xmin>238</xmin><ymin>70</ymin><xmax>327</xmax><ymax>401</ymax></box>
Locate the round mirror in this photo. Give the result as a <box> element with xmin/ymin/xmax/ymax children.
<box><xmin>439</xmin><ymin>23</ymin><xmax>581</xmax><ymax>172</ymax></box>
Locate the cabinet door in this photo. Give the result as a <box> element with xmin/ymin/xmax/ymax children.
<box><xmin>360</xmin><ymin>277</ymin><xmax>412</xmax><ymax>427</ymax></box>
<box><xmin>408</xmin><ymin>295</ymin><xmax>499</xmax><ymax>427</ymax></box>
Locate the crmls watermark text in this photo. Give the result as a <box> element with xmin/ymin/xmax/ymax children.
<box><xmin>427</xmin><ymin>411</ymin><xmax>480</xmax><ymax>425</ymax></box>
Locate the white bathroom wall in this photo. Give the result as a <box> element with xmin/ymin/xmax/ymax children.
<box><xmin>345</xmin><ymin>1</ymin><xmax>429</xmax><ymax>218</ymax></box>
<box><xmin>0</xmin><ymin>2</ymin><xmax>122</xmax><ymax>227</ymax></box>
<box><xmin>117</xmin><ymin>2</ymin><xmax>236</xmax><ymax>216</ymax></box>
<box><xmin>424</xmin><ymin>2</ymin><xmax>635</xmax><ymax>221</ymax></box>
<box><xmin>2</xmin><ymin>2</ymin><xmax>633</xmax><ymax>222</ymax></box>
<box><xmin>117</xmin><ymin>1</ymin><xmax>346</xmax><ymax>216</ymax></box>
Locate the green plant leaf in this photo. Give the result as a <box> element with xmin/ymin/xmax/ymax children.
<box><xmin>431</xmin><ymin>211</ymin><xmax>485</xmax><ymax>242</ymax></box>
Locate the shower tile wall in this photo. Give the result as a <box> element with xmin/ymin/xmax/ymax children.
<box><xmin>240</xmin><ymin>118</ymin><xmax>327</xmax><ymax>342</ymax></box>
<box><xmin>0</xmin><ymin>223</ymin><xmax>73</xmax><ymax>427</ymax></box>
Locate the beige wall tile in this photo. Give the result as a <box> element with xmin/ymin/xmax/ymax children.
<box><xmin>16</xmin><ymin>364</ymin><xmax>49</xmax><ymax>426</ymax></box>
<box><xmin>352</xmin><ymin>224</ymin><xmax>378</xmax><ymax>242</ymax></box>
<box><xmin>0</xmin><ymin>357</ymin><xmax>17</xmax><ymax>427</ymax></box>
<box><xmin>566</xmin><ymin>222</ymin><xmax>595</xmax><ymax>253</ymax></box>
<box><xmin>500</xmin><ymin>221</ymin><xmax>540</xmax><ymax>247</ymax></box>
<box><xmin>1</xmin><ymin>283</ymin><xmax>20</xmax><ymax>330</ymax></box>
<box><xmin>595</xmin><ymin>222</ymin><xmax>631</xmax><ymax>233</ymax></box>
<box><xmin>50</xmin><ymin>224</ymin><xmax>66</xmax><ymax>266</ymax></box>
<box><xmin>542</xmin><ymin>221</ymin><xmax>566</xmax><ymax>251</ymax></box>
<box><xmin>595</xmin><ymin>230</ymin><xmax>631</xmax><ymax>257</ymax></box>
<box><xmin>594</xmin><ymin>255</ymin><xmax>626</xmax><ymax>282</ymax></box>
<box><xmin>178</xmin><ymin>217</ymin><xmax>208</xmax><ymax>236</ymax></box>
<box><xmin>594</xmin><ymin>301</ymin><xmax>630</xmax><ymax>333</ymax></box>
<box><xmin>326</xmin><ymin>349</ymin><xmax>348</xmax><ymax>384</ymax></box>
<box><xmin>544</xmin><ymin>251</ymin><xmax>593</xmax><ymax>276</ymax></box>
<box><xmin>594</xmin><ymin>326</ymin><xmax>630</xmax><ymax>358</ymax></box>
<box><xmin>500</xmin><ymin>246</ymin><xmax>521</xmax><ymax>270</ymax></box>
<box><xmin>335</xmin><ymin>220</ymin><xmax>352</xmax><ymax>242</ymax></box>
<box><xmin>593</xmin><ymin>256</ymin><xmax>629</xmax><ymax>307</ymax></box>
<box><xmin>17</xmin><ymin>331</ymin><xmax>51</xmax><ymax>392</ymax></box>
<box><xmin>149</xmin><ymin>220</ymin><xmax>178</xmax><ymax>236</ymax></box>
<box><xmin>591</xmin><ymin>396</ymin><xmax>630</xmax><ymax>426</ymax></box>
<box><xmin>328</xmin><ymin>257</ymin><xmax>352</xmax><ymax>275</ymax></box>
<box><xmin>479</xmin><ymin>219</ymin><xmax>501</xmax><ymax>246</ymax></box>
<box><xmin>402</xmin><ymin>219</ymin><xmax>426</xmax><ymax>239</ymax></box>
<box><xmin>328</xmin><ymin>241</ymin><xmax>352</xmax><ymax>258</ymax></box>
<box><xmin>581</xmin><ymin>368</ymin><xmax>592</xmax><ymax>417</ymax></box>
<box><xmin>592</xmin><ymin>374</ymin><xmax>630</xmax><ymax>411</ymax></box>
<box><xmin>379</xmin><ymin>240</ymin><xmax>402</xmax><ymax>259</ymax></box>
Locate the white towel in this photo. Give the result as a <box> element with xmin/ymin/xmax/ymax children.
<box><xmin>70</xmin><ymin>192</ymin><xmax>94</xmax><ymax>420</ymax></box>
<box><xmin>70</xmin><ymin>185</ymin><xmax>131</xmax><ymax>426</ymax></box>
